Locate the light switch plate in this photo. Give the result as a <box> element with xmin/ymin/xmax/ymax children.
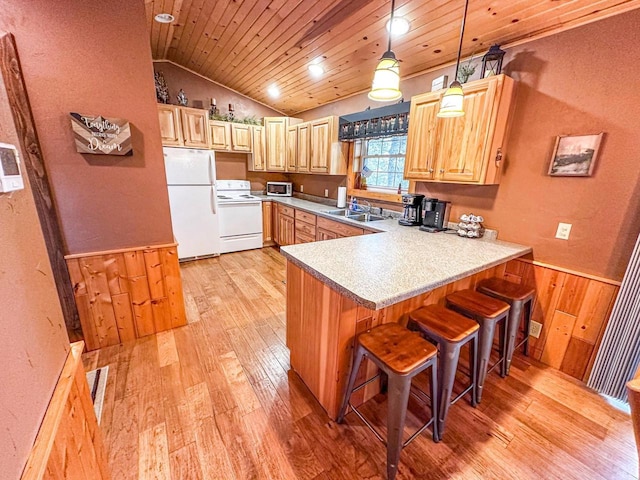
<box><xmin>300</xmin><ymin>185</ymin><xmax>304</xmax><ymax>193</ymax></box>
<box><xmin>555</xmin><ymin>222</ymin><xmax>572</xmax><ymax>240</ymax></box>
<box><xmin>324</xmin><ymin>189</ymin><xmax>329</xmax><ymax>197</ymax></box>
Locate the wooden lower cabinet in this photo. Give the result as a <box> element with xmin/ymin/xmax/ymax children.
<box><xmin>262</xmin><ymin>201</ymin><xmax>274</xmax><ymax>246</ymax></box>
<box><xmin>316</xmin><ymin>227</ymin><xmax>339</xmax><ymax>241</ymax></box>
<box><xmin>316</xmin><ymin>217</ymin><xmax>364</xmax><ymax>237</ymax></box>
<box><xmin>277</xmin><ymin>205</ymin><xmax>295</xmax><ymax>246</ymax></box>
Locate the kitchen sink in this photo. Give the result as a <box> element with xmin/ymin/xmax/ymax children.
<box><xmin>322</xmin><ymin>209</ymin><xmax>386</xmax><ymax>222</ymax></box>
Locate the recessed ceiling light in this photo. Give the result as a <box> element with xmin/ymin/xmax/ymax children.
<box><xmin>267</xmin><ymin>85</ymin><xmax>280</xmax><ymax>98</ymax></box>
<box><xmin>308</xmin><ymin>64</ymin><xmax>324</xmax><ymax>77</ymax></box>
<box><xmin>386</xmin><ymin>17</ymin><xmax>410</xmax><ymax>35</ymax></box>
<box><xmin>154</xmin><ymin>13</ymin><xmax>175</xmax><ymax>24</ymax></box>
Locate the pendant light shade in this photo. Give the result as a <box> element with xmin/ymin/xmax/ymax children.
<box><xmin>438</xmin><ymin>0</ymin><xmax>470</xmax><ymax>118</ymax></box>
<box><xmin>368</xmin><ymin>50</ymin><xmax>402</xmax><ymax>102</ymax></box>
<box><xmin>437</xmin><ymin>81</ymin><xmax>464</xmax><ymax>117</ymax></box>
<box><xmin>369</xmin><ymin>0</ymin><xmax>402</xmax><ymax>102</ymax></box>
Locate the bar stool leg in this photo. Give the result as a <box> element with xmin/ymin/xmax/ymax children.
<box><xmin>499</xmin><ymin>319</ymin><xmax>508</xmax><ymax>378</ymax></box>
<box><xmin>522</xmin><ymin>299</ymin><xmax>532</xmax><ymax>356</ymax></box>
<box><xmin>386</xmin><ymin>374</ymin><xmax>412</xmax><ymax>480</ymax></box>
<box><xmin>337</xmin><ymin>344</ymin><xmax>366</xmax><ymax>423</ymax></box>
<box><xmin>475</xmin><ymin>319</ymin><xmax>495</xmax><ymax>404</ymax></box>
<box><xmin>469</xmin><ymin>335</ymin><xmax>478</xmax><ymax>408</ymax></box>
<box><xmin>430</xmin><ymin>360</ymin><xmax>440</xmax><ymax>442</ymax></box>
<box><xmin>505</xmin><ymin>302</ymin><xmax>523</xmax><ymax>376</ymax></box>
<box><xmin>437</xmin><ymin>342</ymin><xmax>461</xmax><ymax>437</ymax></box>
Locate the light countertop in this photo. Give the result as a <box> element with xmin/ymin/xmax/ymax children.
<box><xmin>261</xmin><ymin>195</ymin><xmax>532</xmax><ymax>310</ymax></box>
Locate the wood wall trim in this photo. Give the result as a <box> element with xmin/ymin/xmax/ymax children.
<box><xmin>64</xmin><ymin>242</ymin><xmax>179</xmax><ymax>260</ymax></box>
<box><xmin>66</xmin><ymin>245</ymin><xmax>187</xmax><ymax>350</ymax></box>
<box><xmin>514</xmin><ymin>258</ymin><xmax>622</xmax><ymax>286</ymax></box>
<box><xmin>0</xmin><ymin>33</ymin><xmax>80</xmax><ymax>333</ymax></box>
<box><xmin>21</xmin><ymin>341</ymin><xmax>111</xmax><ymax>480</ymax></box>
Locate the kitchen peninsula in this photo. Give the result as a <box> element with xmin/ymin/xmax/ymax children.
<box><xmin>279</xmin><ymin>204</ymin><xmax>531</xmax><ymax>419</ymax></box>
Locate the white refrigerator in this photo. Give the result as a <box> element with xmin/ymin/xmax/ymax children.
<box><xmin>163</xmin><ymin>147</ymin><xmax>220</xmax><ymax>260</ymax></box>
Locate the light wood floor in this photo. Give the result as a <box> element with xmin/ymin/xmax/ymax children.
<box><xmin>83</xmin><ymin>247</ymin><xmax>639</xmax><ymax>480</ymax></box>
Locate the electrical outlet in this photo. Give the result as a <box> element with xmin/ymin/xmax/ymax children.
<box><xmin>324</xmin><ymin>189</ymin><xmax>329</xmax><ymax>197</ymax></box>
<box><xmin>555</xmin><ymin>222</ymin><xmax>572</xmax><ymax>240</ymax></box>
<box><xmin>300</xmin><ymin>185</ymin><xmax>304</xmax><ymax>193</ymax></box>
<box><xmin>529</xmin><ymin>321</ymin><xmax>543</xmax><ymax>339</ymax></box>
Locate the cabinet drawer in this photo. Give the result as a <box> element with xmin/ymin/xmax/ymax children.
<box><xmin>295</xmin><ymin>209</ymin><xmax>317</xmax><ymax>225</ymax></box>
<box><xmin>295</xmin><ymin>220</ymin><xmax>316</xmax><ymax>237</ymax></box>
<box><xmin>278</xmin><ymin>204</ymin><xmax>295</xmax><ymax>217</ymax></box>
<box><xmin>317</xmin><ymin>217</ymin><xmax>364</xmax><ymax>237</ymax></box>
<box><xmin>295</xmin><ymin>231</ymin><xmax>316</xmax><ymax>244</ymax></box>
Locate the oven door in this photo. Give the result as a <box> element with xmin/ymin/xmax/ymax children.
<box><xmin>218</xmin><ymin>201</ymin><xmax>263</xmax><ymax>237</ymax></box>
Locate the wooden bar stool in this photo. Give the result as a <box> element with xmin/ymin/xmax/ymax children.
<box><xmin>407</xmin><ymin>305</ymin><xmax>479</xmax><ymax>440</ymax></box>
<box><xmin>337</xmin><ymin>323</ymin><xmax>439</xmax><ymax>480</ymax></box>
<box><xmin>477</xmin><ymin>277</ymin><xmax>536</xmax><ymax>376</ymax></box>
<box><xmin>445</xmin><ymin>289</ymin><xmax>510</xmax><ymax>402</ymax></box>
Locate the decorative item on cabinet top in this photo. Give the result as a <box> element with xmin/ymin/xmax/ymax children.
<box><xmin>339</xmin><ymin>101</ymin><xmax>410</xmax><ymax>141</ymax></box>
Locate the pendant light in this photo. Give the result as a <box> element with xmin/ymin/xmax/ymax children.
<box><xmin>437</xmin><ymin>0</ymin><xmax>470</xmax><ymax>118</ymax></box>
<box><xmin>368</xmin><ymin>0</ymin><xmax>402</xmax><ymax>102</ymax></box>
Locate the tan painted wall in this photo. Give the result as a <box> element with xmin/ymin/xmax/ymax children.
<box><xmin>214</xmin><ymin>151</ymin><xmax>288</xmax><ymax>192</ymax></box>
<box><xmin>298</xmin><ymin>10</ymin><xmax>640</xmax><ymax>281</ymax></box>
<box><xmin>0</xmin><ymin>0</ymin><xmax>174</xmax><ymax>255</ymax></box>
<box><xmin>0</xmin><ymin>53</ymin><xmax>70</xmax><ymax>480</ymax></box>
<box><xmin>154</xmin><ymin>61</ymin><xmax>282</xmax><ymax>120</ymax></box>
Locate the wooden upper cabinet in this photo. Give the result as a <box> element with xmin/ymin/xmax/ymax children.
<box><xmin>405</xmin><ymin>74</ymin><xmax>515</xmax><ymax>185</ymax></box>
<box><xmin>310</xmin><ymin>117</ymin><xmax>331</xmax><ymax>173</ymax></box>
<box><xmin>297</xmin><ymin>123</ymin><xmax>311</xmax><ymax>173</ymax></box>
<box><xmin>250</xmin><ymin>125</ymin><xmax>265</xmax><ymax>171</ymax></box>
<box><xmin>404</xmin><ymin>91</ymin><xmax>440</xmax><ymax>180</ymax></box>
<box><xmin>158</xmin><ymin>105</ymin><xmax>183</xmax><ymax>146</ymax></box>
<box><xmin>264</xmin><ymin>117</ymin><xmax>289</xmax><ymax>171</ymax></box>
<box><xmin>231</xmin><ymin>123</ymin><xmax>252</xmax><ymax>152</ymax></box>
<box><xmin>286</xmin><ymin>125</ymin><xmax>298</xmax><ymax>172</ymax></box>
<box><xmin>180</xmin><ymin>107</ymin><xmax>209</xmax><ymax>148</ymax></box>
<box><xmin>209</xmin><ymin>121</ymin><xmax>231</xmax><ymax>151</ymax></box>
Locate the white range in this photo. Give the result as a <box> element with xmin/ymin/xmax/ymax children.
<box><xmin>216</xmin><ymin>180</ymin><xmax>263</xmax><ymax>253</ymax></box>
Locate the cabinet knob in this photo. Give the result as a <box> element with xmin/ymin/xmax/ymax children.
<box><xmin>428</xmin><ymin>168</ymin><xmax>434</xmax><ymax>174</ymax></box>
<box><xmin>439</xmin><ymin>169</ymin><xmax>445</xmax><ymax>174</ymax></box>
<box><xmin>495</xmin><ymin>147</ymin><xmax>503</xmax><ymax>167</ymax></box>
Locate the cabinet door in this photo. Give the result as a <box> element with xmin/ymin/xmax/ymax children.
<box><xmin>231</xmin><ymin>123</ymin><xmax>252</xmax><ymax>152</ymax></box>
<box><xmin>310</xmin><ymin>117</ymin><xmax>332</xmax><ymax>173</ymax></box>
<box><xmin>250</xmin><ymin>126</ymin><xmax>265</xmax><ymax>171</ymax></box>
<box><xmin>209</xmin><ymin>121</ymin><xmax>231</xmax><ymax>151</ymax></box>
<box><xmin>404</xmin><ymin>91</ymin><xmax>441</xmax><ymax>180</ymax></box>
<box><xmin>436</xmin><ymin>77</ymin><xmax>499</xmax><ymax>182</ymax></box>
<box><xmin>278</xmin><ymin>214</ymin><xmax>295</xmax><ymax>246</ymax></box>
<box><xmin>158</xmin><ymin>105</ymin><xmax>183</xmax><ymax>146</ymax></box>
<box><xmin>180</xmin><ymin>107</ymin><xmax>209</xmax><ymax>148</ymax></box>
<box><xmin>286</xmin><ymin>125</ymin><xmax>298</xmax><ymax>172</ymax></box>
<box><xmin>262</xmin><ymin>201</ymin><xmax>273</xmax><ymax>245</ymax></box>
<box><xmin>297</xmin><ymin>123</ymin><xmax>310</xmax><ymax>173</ymax></box>
<box><xmin>264</xmin><ymin>117</ymin><xmax>288</xmax><ymax>171</ymax></box>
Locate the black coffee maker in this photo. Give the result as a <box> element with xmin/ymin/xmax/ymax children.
<box><xmin>420</xmin><ymin>198</ymin><xmax>451</xmax><ymax>232</ymax></box>
<box><xmin>399</xmin><ymin>194</ymin><xmax>425</xmax><ymax>226</ymax></box>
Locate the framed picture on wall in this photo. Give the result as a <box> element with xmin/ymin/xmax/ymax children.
<box><xmin>548</xmin><ymin>132</ymin><xmax>604</xmax><ymax>176</ymax></box>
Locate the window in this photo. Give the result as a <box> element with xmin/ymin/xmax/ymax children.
<box><xmin>361</xmin><ymin>136</ymin><xmax>409</xmax><ymax>192</ymax></box>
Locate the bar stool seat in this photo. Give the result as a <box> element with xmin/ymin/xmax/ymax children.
<box><xmin>477</xmin><ymin>277</ymin><xmax>536</xmax><ymax>376</ymax></box>
<box><xmin>446</xmin><ymin>289</ymin><xmax>510</xmax><ymax>402</ymax></box>
<box><xmin>408</xmin><ymin>305</ymin><xmax>479</xmax><ymax>440</ymax></box>
<box><xmin>337</xmin><ymin>323</ymin><xmax>439</xmax><ymax>480</ymax></box>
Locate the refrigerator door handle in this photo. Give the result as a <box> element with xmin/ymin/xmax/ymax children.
<box><xmin>211</xmin><ymin>186</ymin><xmax>218</xmax><ymax>215</ymax></box>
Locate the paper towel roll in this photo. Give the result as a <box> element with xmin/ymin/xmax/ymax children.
<box><xmin>337</xmin><ymin>186</ymin><xmax>347</xmax><ymax>208</ymax></box>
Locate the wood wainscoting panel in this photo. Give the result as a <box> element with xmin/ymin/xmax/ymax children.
<box><xmin>501</xmin><ymin>259</ymin><xmax>618</xmax><ymax>381</ymax></box>
<box><xmin>66</xmin><ymin>245</ymin><xmax>187</xmax><ymax>351</ymax></box>
<box><xmin>21</xmin><ymin>342</ymin><xmax>110</xmax><ymax>480</ymax></box>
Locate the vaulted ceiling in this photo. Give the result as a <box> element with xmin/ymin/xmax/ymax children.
<box><xmin>145</xmin><ymin>0</ymin><xmax>640</xmax><ymax>115</ymax></box>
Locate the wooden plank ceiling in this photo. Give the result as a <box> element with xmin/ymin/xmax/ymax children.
<box><xmin>145</xmin><ymin>0</ymin><xmax>640</xmax><ymax>115</ymax></box>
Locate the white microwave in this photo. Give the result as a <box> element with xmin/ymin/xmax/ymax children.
<box><xmin>266</xmin><ymin>181</ymin><xmax>292</xmax><ymax>197</ymax></box>
<box><xmin>0</xmin><ymin>142</ymin><xmax>24</xmax><ymax>193</ymax></box>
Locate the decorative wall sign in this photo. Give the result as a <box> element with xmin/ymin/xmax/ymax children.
<box><xmin>548</xmin><ymin>132</ymin><xmax>603</xmax><ymax>176</ymax></box>
<box><xmin>70</xmin><ymin>113</ymin><xmax>133</xmax><ymax>156</ymax></box>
